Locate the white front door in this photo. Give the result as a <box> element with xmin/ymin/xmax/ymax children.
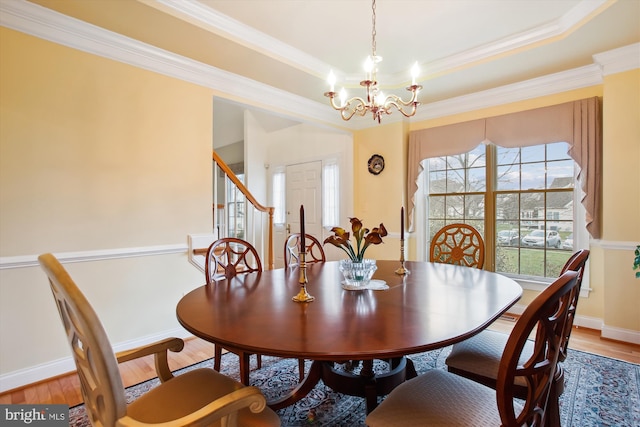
<box><xmin>273</xmin><ymin>161</ymin><xmax>323</xmax><ymax>268</ymax></box>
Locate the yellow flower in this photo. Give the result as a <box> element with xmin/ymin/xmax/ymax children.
<box><xmin>324</xmin><ymin>218</ymin><xmax>386</xmax><ymax>261</ymax></box>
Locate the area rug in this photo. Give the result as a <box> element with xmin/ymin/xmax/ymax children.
<box><xmin>69</xmin><ymin>347</ymin><xmax>640</xmax><ymax>426</ymax></box>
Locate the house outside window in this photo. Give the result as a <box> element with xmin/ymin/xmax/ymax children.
<box><xmin>427</xmin><ymin>141</ymin><xmax>578</xmax><ymax>281</ymax></box>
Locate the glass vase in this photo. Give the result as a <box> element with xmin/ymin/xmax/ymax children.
<box><xmin>339</xmin><ymin>259</ymin><xmax>377</xmax><ymax>288</ymax></box>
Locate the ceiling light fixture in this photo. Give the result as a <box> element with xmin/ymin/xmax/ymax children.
<box><xmin>324</xmin><ymin>0</ymin><xmax>421</xmax><ymax>123</ymax></box>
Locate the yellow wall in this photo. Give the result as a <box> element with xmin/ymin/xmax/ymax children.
<box><xmin>353</xmin><ymin>121</ymin><xmax>408</xmax><ymax>260</ymax></box>
<box><xmin>0</xmin><ymin>28</ymin><xmax>213</xmax><ymax>377</ymax></box>
<box><xmin>600</xmin><ymin>69</ymin><xmax>640</xmax><ymax>332</ymax></box>
<box><xmin>0</xmin><ymin>28</ymin><xmax>213</xmax><ymax>253</ymax></box>
<box><xmin>602</xmin><ymin>70</ymin><xmax>640</xmax><ymax>240</ymax></box>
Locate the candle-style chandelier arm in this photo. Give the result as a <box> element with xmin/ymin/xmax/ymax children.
<box><xmin>326</xmin><ymin>92</ymin><xmax>370</xmax><ymax>121</ymax></box>
<box><xmin>382</xmin><ymin>99</ymin><xmax>419</xmax><ymax>118</ymax></box>
<box><xmin>380</xmin><ymin>86</ymin><xmax>421</xmax><ymax>117</ymax></box>
<box><xmin>390</xmin><ymin>85</ymin><xmax>422</xmax><ymax>107</ymax></box>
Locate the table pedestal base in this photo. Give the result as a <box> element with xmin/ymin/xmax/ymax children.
<box><xmin>267</xmin><ymin>357</ymin><xmax>417</xmax><ymax>414</ymax></box>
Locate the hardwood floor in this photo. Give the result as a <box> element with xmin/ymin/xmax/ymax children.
<box><xmin>1</xmin><ymin>320</ymin><xmax>638</xmax><ymax>407</ymax></box>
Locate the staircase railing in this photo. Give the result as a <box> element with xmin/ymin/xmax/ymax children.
<box><xmin>193</xmin><ymin>151</ymin><xmax>274</xmax><ymax>270</ymax></box>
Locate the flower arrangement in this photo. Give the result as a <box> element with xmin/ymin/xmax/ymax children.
<box><xmin>634</xmin><ymin>245</ymin><xmax>640</xmax><ymax>279</ymax></box>
<box><xmin>324</xmin><ymin>217</ymin><xmax>387</xmax><ymax>262</ymax></box>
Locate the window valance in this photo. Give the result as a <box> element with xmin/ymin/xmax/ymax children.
<box><xmin>408</xmin><ymin>97</ymin><xmax>601</xmax><ymax>238</ymax></box>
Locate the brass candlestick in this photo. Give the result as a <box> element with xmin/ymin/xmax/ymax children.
<box><xmin>395</xmin><ymin>238</ymin><xmax>410</xmax><ymax>275</ymax></box>
<box><xmin>293</xmin><ymin>251</ymin><xmax>315</xmax><ymax>302</ymax></box>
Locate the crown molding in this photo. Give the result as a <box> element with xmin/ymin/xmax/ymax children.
<box><xmin>144</xmin><ymin>0</ymin><xmax>337</xmax><ymax>79</ymax></box>
<box><xmin>413</xmin><ymin>63</ymin><xmax>603</xmax><ymax>122</ymax></box>
<box><xmin>406</xmin><ymin>0</ymin><xmax>612</xmax><ymax>82</ymax></box>
<box><xmin>156</xmin><ymin>0</ymin><xmax>611</xmax><ymax>87</ymax></box>
<box><xmin>593</xmin><ymin>43</ymin><xmax>640</xmax><ymax>76</ymax></box>
<box><xmin>1</xmin><ymin>0</ymin><xmax>634</xmax><ymax>131</ymax></box>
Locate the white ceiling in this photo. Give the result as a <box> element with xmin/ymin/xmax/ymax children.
<box><xmin>10</xmin><ymin>0</ymin><xmax>640</xmax><ymax>141</ymax></box>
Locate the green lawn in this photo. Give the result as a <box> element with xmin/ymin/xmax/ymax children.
<box><xmin>497</xmin><ymin>246</ymin><xmax>572</xmax><ymax>278</ymax></box>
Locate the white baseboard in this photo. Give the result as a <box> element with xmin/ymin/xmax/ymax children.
<box><xmin>507</xmin><ymin>303</ymin><xmax>640</xmax><ymax>344</ymax></box>
<box><xmin>602</xmin><ymin>325</ymin><xmax>640</xmax><ymax>345</ymax></box>
<box><xmin>0</xmin><ymin>327</ymin><xmax>194</xmax><ymax>393</ymax></box>
<box><xmin>572</xmin><ymin>314</ymin><xmax>605</xmax><ymax>331</ymax></box>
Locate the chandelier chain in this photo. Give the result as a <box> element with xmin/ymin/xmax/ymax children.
<box><xmin>371</xmin><ymin>0</ymin><xmax>377</xmax><ymax>59</ymax></box>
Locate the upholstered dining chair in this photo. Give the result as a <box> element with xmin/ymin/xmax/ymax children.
<box><xmin>444</xmin><ymin>249</ymin><xmax>590</xmax><ymax>427</ymax></box>
<box><xmin>366</xmin><ymin>269</ymin><xmax>580</xmax><ymax>427</ymax></box>
<box><xmin>284</xmin><ymin>233</ymin><xmax>326</xmax><ymax>269</ymax></box>
<box><xmin>205</xmin><ymin>238</ymin><xmax>265</xmax><ymax>380</ymax></box>
<box><xmin>38</xmin><ymin>253</ymin><xmax>280</xmax><ymax>427</ymax></box>
<box><xmin>429</xmin><ymin>223</ymin><xmax>485</xmax><ymax>268</ymax></box>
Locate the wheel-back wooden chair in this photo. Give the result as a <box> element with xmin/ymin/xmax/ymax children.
<box><xmin>205</xmin><ymin>238</ymin><xmax>265</xmax><ymax>383</ymax></box>
<box><xmin>366</xmin><ymin>269</ymin><xmax>580</xmax><ymax>426</ymax></box>
<box><xmin>205</xmin><ymin>237</ymin><xmax>262</xmax><ymax>282</ymax></box>
<box><xmin>430</xmin><ymin>223</ymin><xmax>485</xmax><ymax>268</ymax></box>
<box><xmin>284</xmin><ymin>233</ymin><xmax>326</xmax><ymax>269</ymax></box>
<box><xmin>445</xmin><ymin>249</ymin><xmax>590</xmax><ymax>426</ymax></box>
<box><xmin>38</xmin><ymin>253</ymin><xmax>280</xmax><ymax>427</ymax></box>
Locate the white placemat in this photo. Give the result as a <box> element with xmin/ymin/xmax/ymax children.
<box><xmin>341</xmin><ymin>279</ymin><xmax>389</xmax><ymax>291</ymax></box>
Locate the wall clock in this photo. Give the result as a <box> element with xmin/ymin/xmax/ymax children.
<box><xmin>368</xmin><ymin>154</ymin><xmax>385</xmax><ymax>175</ymax></box>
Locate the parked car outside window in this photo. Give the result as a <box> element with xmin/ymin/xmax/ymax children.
<box><xmin>521</xmin><ymin>230</ymin><xmax>562</xmax><ymax>248</ymax></box>
<box><xmin>498</xmin><ymin>229</ymin><xmax>519</xmax><ymax>246</ymax></box>
<box><xmin>562</xmin><ymin>233</ymin><xmax>574</xmax><ymax>251</ymax></box>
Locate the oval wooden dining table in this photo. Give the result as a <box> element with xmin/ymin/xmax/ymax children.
<box><xmin>176</xmin><ymin>260</ymin><xmax>522</xmax><ymax>413</ymax></box>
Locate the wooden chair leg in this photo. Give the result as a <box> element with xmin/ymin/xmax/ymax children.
<box><xmin>213</xmin><ymin>344</ymin><xmax>223</xmax><ymax>371</ymax></box>
<box><xmin>544</xmin><ymin>366</ymin><xmax>564</xmax><ymax>427</ymax></box>
<box><xmin>256</xmin><ymin>354</ymin><xmax>262</xmax><ymax>369</ymax></box>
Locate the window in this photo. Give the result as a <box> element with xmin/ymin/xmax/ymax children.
<box><xmin>427</xmin><ymin>141</ymin><xmax>577</xmax><ymax>281</ymax></box>
<box><xmin>323</xmin><ymin>162</ymin><xmax>340</xmax><ymax>228</ymax></box>
<box><xmin>272</xmin><ymin>170</ymin><xmax>286</xmax><ymax>225</ymax></box>
<box><xmin>226</xmin><ymin>174</ymin><xmax>245</xmax><ymax>239</ymax></box>
<box><xmin>428</xmin><ymin>144</ymin><xmax>486</xmax><ymax>238</ymax></box>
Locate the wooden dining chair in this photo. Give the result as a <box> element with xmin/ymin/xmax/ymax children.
<box><xmin>38</xmin><ymin>253</ymin><xmax>280</xmax><ymax>427</ymax></box>
<box><xmin>284</xmin><ymin>233</ymin><xmax>326</xmax><ymax>269</ymax></box>
<box><xmin>444</xmin><ymin>249</ymin><xmax>590</xmax><ymax>426</ymax></box>
<box><xmin>205</xmin><ymin>238</ymin><xmax>265</xmax><ymax>381</ymax></box>
<box><xmin>429</xmin><ymin>223</ymin><xmax>485</xmax><ymax>268</ymax></box>
<box><xmin>206</xmin><ymin>237</ymin><xmax>262</xmax><ymax>282</ymax></box>
<box><xmin>366</xmin><ymin>269</ymin><xmax>580</xmax><ymax>426</ymax></box>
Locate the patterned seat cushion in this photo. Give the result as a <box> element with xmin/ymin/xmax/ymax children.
<box><xmin>366</xmin><ymin>369</ymin><xmax>523</xmax><ymax>426</ymax></box>
<box><xmin>445</xmin><ymin>329</ymin><xmax>534</xmax><ymax>388</ymax></box>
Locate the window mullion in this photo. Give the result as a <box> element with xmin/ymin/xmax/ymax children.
<box><xmin>485</xmin><ymin>144</ymin><xmax>497</xmax><ymax>271</ymax></box>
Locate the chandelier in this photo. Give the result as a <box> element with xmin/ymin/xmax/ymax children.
<box><xmin>324</xmin><ymin>0</ymin><xmax>421</xmax><ymax>123</ymax></box>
